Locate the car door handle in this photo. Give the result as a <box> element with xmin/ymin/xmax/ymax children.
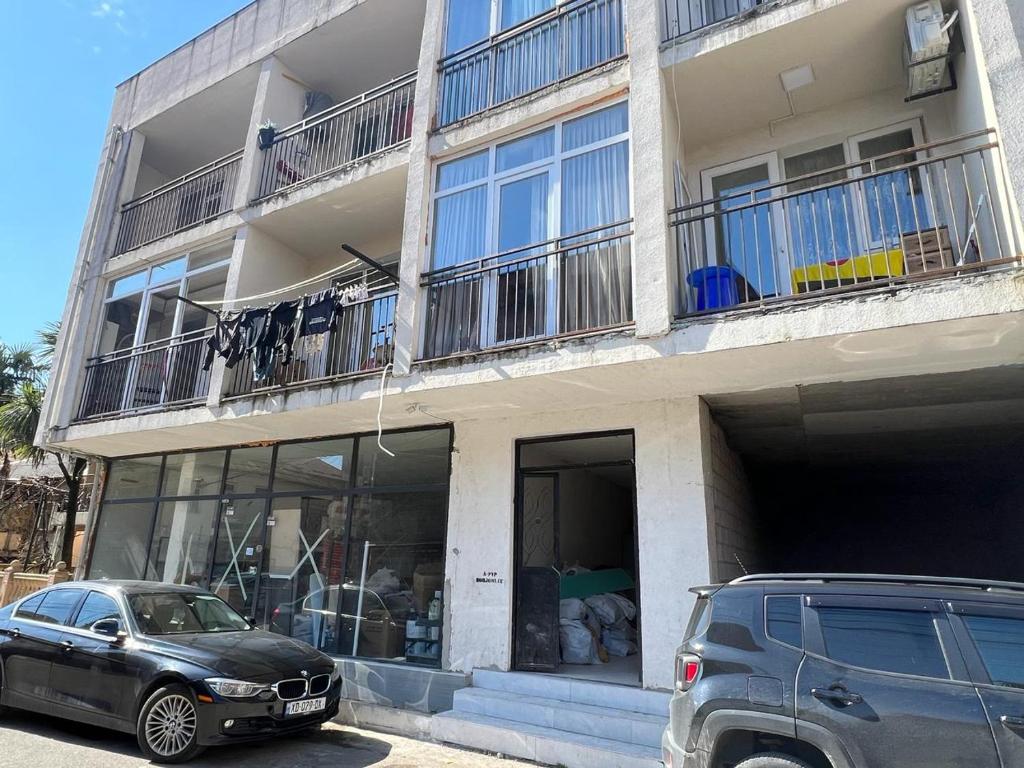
<box><xmin>8</xmin><ymin>627</ymin><xmax>20</xmax><ymax>638</ymax></box>
<box><xmin>812</xmin><ymin>686</ymin><xmax>863</xmax><ymax>707</ymax></box>
<box><xmin>60</xmin><ymin>640</ymin><xmax>74</xmax><ymax>652</ymax></box>
<box><xmin>1000</xmin><ymin>715</ymin><xmax>1024</xmax><ymax>731</ymax></box>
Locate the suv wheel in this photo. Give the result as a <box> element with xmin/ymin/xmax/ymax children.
<box><xmin>735</xmin><ymin>754</ymin><xmax>814</xmax><ymax>768</ymax></box>
<box><xmin>137</xmin><ymin>684</ymin><xmax>205</xmax><ymax>763</ymax></box>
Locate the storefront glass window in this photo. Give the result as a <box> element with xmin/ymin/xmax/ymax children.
<box><xmin>161</xmin><ymin>451</ymin><xmax>225</xmax><ymax>497</ymax></box>
<box><xmin>105</xmin><ymin>456</ymin><xmax>162</xmax><ymax>499</ymax></box>
<box><xmin>274</xmin><ymin>440</ymin><xmax>354</xmax><ymax>494</ymax></box>
<box><xmin>90</xmin><ymin>502</ymin><xmax>156</xmax><ymax>579</ymax></box>
<box><xmin>92</xmin><ymin>428</ymin><xmax>451</xmax><ymax>668</ymax></box>
<box><xmin>148</xmin><ymin>500</ymin><xmax>218</xmax><ymax>586</ymax></box>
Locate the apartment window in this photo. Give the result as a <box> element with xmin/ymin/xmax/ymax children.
<box><xmin>426</xmin><ymin>103</ymin><xmax>631</xmax><ymax>354</ymax></box>
<box><xmin>430</xmin><ymin>103</ymin><xmax>630</xmax><ymax>271</ymax></box>
<box><xmin>444</xmin><ymin>0</ymin><xmax>557</xmax><ymax>54</ymax></box>
<box><xmin>97</xmin><ymin>241</ymin><xmax>231</xmax><ymax>358</ymax></box>
<box><xmin>88</xmin><ymin>428</ymin><xmax>452</xmax><ymax>669</ymax></box>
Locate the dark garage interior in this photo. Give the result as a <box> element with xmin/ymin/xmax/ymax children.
<box><xmin>705</xmin><ymin>365</ymin><xmax>1024</xmax><ymax>582</ymax></box>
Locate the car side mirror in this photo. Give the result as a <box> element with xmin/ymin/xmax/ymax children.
<box><xmin>245</xmin><ymin>616</ymin><xmax>258</xmax><ymax>628</ymax></box>
<box><xmin>91</xmin><ymin>618</ymin><xmax>125</xmax><ymax>642</ymax></box>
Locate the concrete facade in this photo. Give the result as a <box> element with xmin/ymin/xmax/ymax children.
<box><xmin>36</xmin><ymin>0</ymin><xmax>1024</xmax><ymax>742</ymax></box>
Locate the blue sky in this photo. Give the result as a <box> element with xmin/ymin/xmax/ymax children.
<box><xmin>0</xmin><ymin>0</ymin><xmax>246</xmax><ymax>350</ymax></box>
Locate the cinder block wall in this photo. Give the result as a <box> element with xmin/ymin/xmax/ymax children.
<box><xmin>707</xmin><ymin>419</ymin><xmax>759</xmax><ymax>582</ymax></box>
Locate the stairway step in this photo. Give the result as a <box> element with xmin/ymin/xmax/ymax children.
<box><xmin>432</xmin><ymin>710</ymin><xmax>664</xmax><ymax>768</ymax></box>
<box><xmin>453</xmin><ymin>687</ymin><xmax>667</xmax><ymax>748</ymax></box>
<box><xmin>471</xmin><ymin>669</ymin><xmax>672</xmax><ymax>717</ymax></box>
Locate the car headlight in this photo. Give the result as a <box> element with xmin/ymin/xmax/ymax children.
<box><xmin>206</xmin><ymin>677</ymin><xmax>270</xmax><ymax>698</ymax></box>
<box><xmin>331</xmin><ymin>663</ymin><xmax>342</xmax><ymax>682</ymax></box>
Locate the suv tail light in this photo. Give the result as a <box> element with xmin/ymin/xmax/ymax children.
<box><xmin>675</xmin><ymin>653</ymin><xmax>701</xmax><ymax>692</ymax></box>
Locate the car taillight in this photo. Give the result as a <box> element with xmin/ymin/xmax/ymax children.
<box><xmin>675</xmin><ymin>653</ymin><xmax>701</xmax><ymax>692</ymax></box>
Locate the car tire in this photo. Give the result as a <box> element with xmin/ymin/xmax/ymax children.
<box><xmin>735</xmin><ymin>754</ymin><xmax>814</xmax><ymax>768</ymax></box>
<box><xmin>136</xmin><ymin>684</ymin><xmax>206</xmax><ymax>764</ymax></box>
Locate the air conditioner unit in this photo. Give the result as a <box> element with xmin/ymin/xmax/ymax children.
<box><xmin>905</xmin><ymin>1</ymin><xmax>959</xmax><ymax>98</ymax></box>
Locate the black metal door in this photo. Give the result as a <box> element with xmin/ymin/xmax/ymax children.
<box><xmin>514</xmin><ymin>472</ymin><xmax>560</xmax><ymax>672</ymax></box>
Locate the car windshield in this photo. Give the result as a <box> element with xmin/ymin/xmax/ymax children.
<box><xmin>128</xmin><ymin>592</ymin><xmax>252</xmax><ymax>635</ymax></box>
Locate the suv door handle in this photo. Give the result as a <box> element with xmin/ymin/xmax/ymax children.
<box><xmin>1000</xmin><ymin>715</ymin><xmax>1024</xmax><ymax>730</ymax></box>
<box><xmin>812</xmin><ymin>686</ymin><xmax>864</xmax><ymax>707</ymax></box>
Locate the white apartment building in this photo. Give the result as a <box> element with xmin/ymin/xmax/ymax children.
<box><xmin>37</xmin><ymin>0</ymin><xmax>1024</xmax><ymax>765</ymax></box>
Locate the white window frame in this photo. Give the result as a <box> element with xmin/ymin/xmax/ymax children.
<box><xmin>96</xmin><ymin>242</ymin><xmax>233</xmax><ymax>358</ymax></box>
<box><xmin>427</xmin><ymin>100</ymin><xmax>632</xmax><ymax>347</ymax></box>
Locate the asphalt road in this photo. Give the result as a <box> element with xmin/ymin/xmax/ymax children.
<box><xmin>0</xmin><ymin>709</ymin><xmax>531</xmax><ymax>768</ymax></box>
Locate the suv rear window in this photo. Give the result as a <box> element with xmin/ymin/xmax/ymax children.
<box><xmin>962</xmin><ymin>614</ymin><xmax>1024</xmax><ymax>690</ymax></box>
<box><xmin>766</xmin><ymin>596</ymin><xmax>802</xmax><ymax>647</ymax></box>
<box><xmin>818</xmin><ymin>607</ymin><xmax>948</xmax><ymax>679</ymax></box>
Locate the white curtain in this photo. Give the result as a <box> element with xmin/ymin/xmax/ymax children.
<box><xmin>501</xmin><ymin>0</ymin><xmax>554</xmax><ymax>28</ymax></box>
<box><xmin>445</xmin><ymin>0</ymin><xmax>491</xmax><ymax>53</ymax></box>
<box><xmin>432</xmin><ymin>186</ymin><xmax>488</xmax><ymax>270</ymax></box>
<box><xmin>560</xmin><ymin>140</ymin><xmax>631</xmax><ymax>331</ymax></box>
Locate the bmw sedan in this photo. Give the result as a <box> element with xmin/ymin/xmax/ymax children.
<box><xmin>0</xmin><ymin>581</ymin><xmax>341</xmax><ymax>763</ymax></box>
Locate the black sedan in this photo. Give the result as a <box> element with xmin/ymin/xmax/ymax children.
<box><xmin>0</xmin><ymin>581</ymin><xmax>341</xmax><ymax>763</ymax></box>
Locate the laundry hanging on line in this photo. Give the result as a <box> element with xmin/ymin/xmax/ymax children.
<box><xmin>202</xmin><ymin>281</ymin><xmax>374</xmax><ymax>381</ymax></box>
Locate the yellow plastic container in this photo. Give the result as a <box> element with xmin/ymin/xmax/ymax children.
<box><xmin>791</xmin><ymin>249</ymin><xmax>905</xmax><ymax>293</ymax></box>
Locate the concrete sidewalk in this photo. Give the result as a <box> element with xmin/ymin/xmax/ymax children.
<box><xmin>0</xmin><ymin>708</ymin><xmax>535</xmax><ymax>768</ymax></box>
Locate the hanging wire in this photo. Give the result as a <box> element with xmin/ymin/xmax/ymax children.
<box><xmin>376</xmin><ymin>363</ymin><xmax>396</xmax><ymax>458</ymax></box>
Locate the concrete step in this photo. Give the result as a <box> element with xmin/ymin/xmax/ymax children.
<box><xmin>471</xmin><ymin>669</ymin><xmax>673</xmax><ymax>717</ymax></box>
<box><xmin>431</xmin><ymin>710</ymin><xmax>664</xmax><ymax>768</ymax></box>
<box><xmin>453</xmin><ymin>687</ymin><xmax>667</xmax><ymax>749</ymax></box>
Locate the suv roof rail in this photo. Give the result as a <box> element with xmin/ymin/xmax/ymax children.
<box><xmin>729</xmin><ymin>573</ymin><xmax>1024</xmax><ymax>593</ymax></box>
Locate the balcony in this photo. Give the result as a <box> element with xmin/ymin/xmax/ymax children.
<box><xmin>77</xmin><ymin>330</ymin><xmax>211</xmax><ymax>421</ymax></box>
<box><xmin>437</xmin><ymin>0</ymin><xmax>625</xmax><ymax>128</ymax></box>
<box><xmin>224</xmin><ymin>291</ymin><xmax>398</xmax><ymax>397</ymax></box>
<box><xmin>112</xmin><ymin>150</ymin><xmax>243</xmax><ymax>256</ymax></box>
<box><xmin>420</xmin><ymin>224</ymin><xmax>633</xmax><ymax>360</ymax></box>
<box><xmin>254</xmin><ymin>73</ymin><xmax>417</xmax><ymax>201</ymax></box>
<box><xmin>661</xmin><ymin>0</ymin><xmax>770</xmax><ymax>42</ymax></box>
<box><xmin>671</xmin><ymin>130</ymin><xmax>1022</xmax><ymax>317</ymax></box>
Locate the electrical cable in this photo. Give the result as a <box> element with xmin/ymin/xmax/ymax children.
<box><xmin>376</xmin><ymin>363</ymin><xmax>396</xmax><ymax>458</ymax></box>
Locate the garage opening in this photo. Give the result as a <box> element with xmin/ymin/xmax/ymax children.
<box><xmin>703</xmin><ymin>366</ymin><xmax>1024</xmax><ymax>583</ymax></box>
<box><xmin>513</xmin><ymin>431</ymin><xmax>641</xmax><ymax>686</ymax></box>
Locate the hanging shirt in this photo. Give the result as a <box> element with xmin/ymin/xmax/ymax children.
<box><xmin>269</xmin><ymin>300</ymin><xmax>300</xmax><ymax>366</ymax></box>
<box><xmin>299</xmin><ymin>289</ymin><xmax>337</xmax><ymax>337</ymax></box>
<box><xmin>240</xmin><ymin>308</ymin><xmax>276</xmax><ymax>381</ymax></box>
<box><xmin>203</xmin><ymin>313</ymin><xmax>243</xmax><ymax>371</ymax></box>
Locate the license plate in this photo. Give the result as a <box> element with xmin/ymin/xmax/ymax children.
<box><xmin>285</xmin><ymin>697</ymin><xmax>326</xmax><ymax>716</ymax></box>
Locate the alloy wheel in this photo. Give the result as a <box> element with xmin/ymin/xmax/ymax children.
<box><xmin>144</xmin><ymin>694</ymin><xmax>197</xmax><ymax>758</ymax></box>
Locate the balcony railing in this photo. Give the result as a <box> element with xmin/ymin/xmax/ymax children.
<box><xmin>662</xmin><ymin>0</ymin><xmax>767</xmax><ymax>41</ymax></box>
<box><xmin>224</xmin><ymin>291</ymin><xmax>398</xmax><ymax>396</ymax></box>
<box><xmin>437</xmin><ymin>0</ymin><xmax>625</xmax><ymax>128</ymax></box>
<box><xmin>77</xmin><ymin>330</ymin><xmax>211</xmax><ymax>421</ymax></box>
<box><xmin>670</xmin><ymin>130</ymin><xmax>1022</xmax><ymax>317</ymax></box>
<box><xmin>113</xmin><ymin>150</ymin><xmax>242</xmax><ymax>256</ymax></box>
<box><xmin>255</xmin><ymin>74</ymin><xmax>416</xmax><ymax>200</ymax></box>
<box><xmin>420</xmin><ymin>224</ymin><xmax>633</xmax><ymax>360</ymax></box>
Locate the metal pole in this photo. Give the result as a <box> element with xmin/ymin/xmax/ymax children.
<box><xmin>351</xmin><ymin>539</ymin><xmax>371</xmax><ymax>657</ymax></box>
<box><xmin>341</xmin><ymin>244</ymin><xmax>399</xmax><ymax>285</ymax></box>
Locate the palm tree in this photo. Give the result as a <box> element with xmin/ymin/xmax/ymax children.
<box><xmin>0</xmin><ymin>323</ymin><xmax>87</xmax><ymax>565</ymax></box>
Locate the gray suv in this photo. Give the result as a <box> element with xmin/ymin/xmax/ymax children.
<box><xmin>661</xmin><ymin>574</ymin><xmax>1024</xmax><ymax>768</ymax></box>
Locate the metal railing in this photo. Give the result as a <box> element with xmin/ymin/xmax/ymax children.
<box><xmin>437</xmin><ymin>0</ymin><xmax>625</xmax><ymax>127</ymax></box>
<box><xmin>670</xmin><ymin>130</ymin><xmax>1022</xmax><ymax>317</ymax></box>
<box><xmin>76</xmin><ymin>329</ymin><xmax>212</xmax><ymax>421</ymax></box>
<box><xmin>420</xmin><ymin>224</ymin><xmax>633</xmax><ymax>360</ymax></box>
<box><xmin>256</xmin><ymin>74</ymin><xmax>416</xmax><ymax>200</ymax></box>
<box><xmin>225</xmin><ymin>291</ymin><xmax>398</xmax><ymax>396</ymax></box>
<box><xmin>113</xmin><ymin>150</ymin><xmax>243</xmax><ymax>256</ymax></box>
<box><xmin>662</xmin><ymin>0</ymin><xmax>768</xmax><ymax>41</ymax></box>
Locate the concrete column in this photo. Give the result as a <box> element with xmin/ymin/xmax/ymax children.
<box><xmin>969</xmin><ymin>0</ymin><xmax>1024</xmax><ymax>225</ymax></box>
<box><xmin>234</xmin><ymin>55</ymin><xmax>308</xmax><ymax>208</ymax></box>
<box><xmin>41</xmin><ymin>117</ymin><xmax>141</xmax><ymax>440</ymax></box>
<box><xmin>205</xmin><ymin>230</ymin><xmax>250</xmax><ymax>406</ymax></box>
<box><xmin>392</xmin><ymin>0</ymin><xmax>448</xmax><ymax>376</ymax></box>
<box><xmin>635</xmin><ymin>397</ymin><xmax>713</xmax><ymax>690</ymax></box>
<box><xmin>627</xmin><ymin>0</ymin><xmax>676</xmax><ymax>338</ymax></box>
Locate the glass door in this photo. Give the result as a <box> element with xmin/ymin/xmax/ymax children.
<box><xmin>490</xmin><ymin>169</ymin><xmax>552</xmax><ymax>345</ymax></box>
<box><xmin>514</xmin><ymin>472</ymin><xmax>560</xmax><ymax>672</ymax></box>
<box><xmin>209</xmin><ymin>498</ymin><xmax>269</xmax><ymax>619</ymax></box>
<box><xmin>849</xmin><ymin>122</ymin><xmax>931</xmax><ymax>253</ymax></box>
<box><xmin>701</xmin><ymin>154</ymin><xmax>787</xmax><ymax>302</ymax></box>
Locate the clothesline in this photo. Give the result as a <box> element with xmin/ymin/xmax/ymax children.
<box><xmin>195</xmin><ymin>258</ymin><xmax>362</xmax><ymax>307</ymax></box>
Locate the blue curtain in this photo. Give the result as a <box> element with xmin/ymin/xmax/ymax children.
<box><xmin>501</xmin><ymin>0</ymin><xmax>554</xmax><ymax>29</ymax></box>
